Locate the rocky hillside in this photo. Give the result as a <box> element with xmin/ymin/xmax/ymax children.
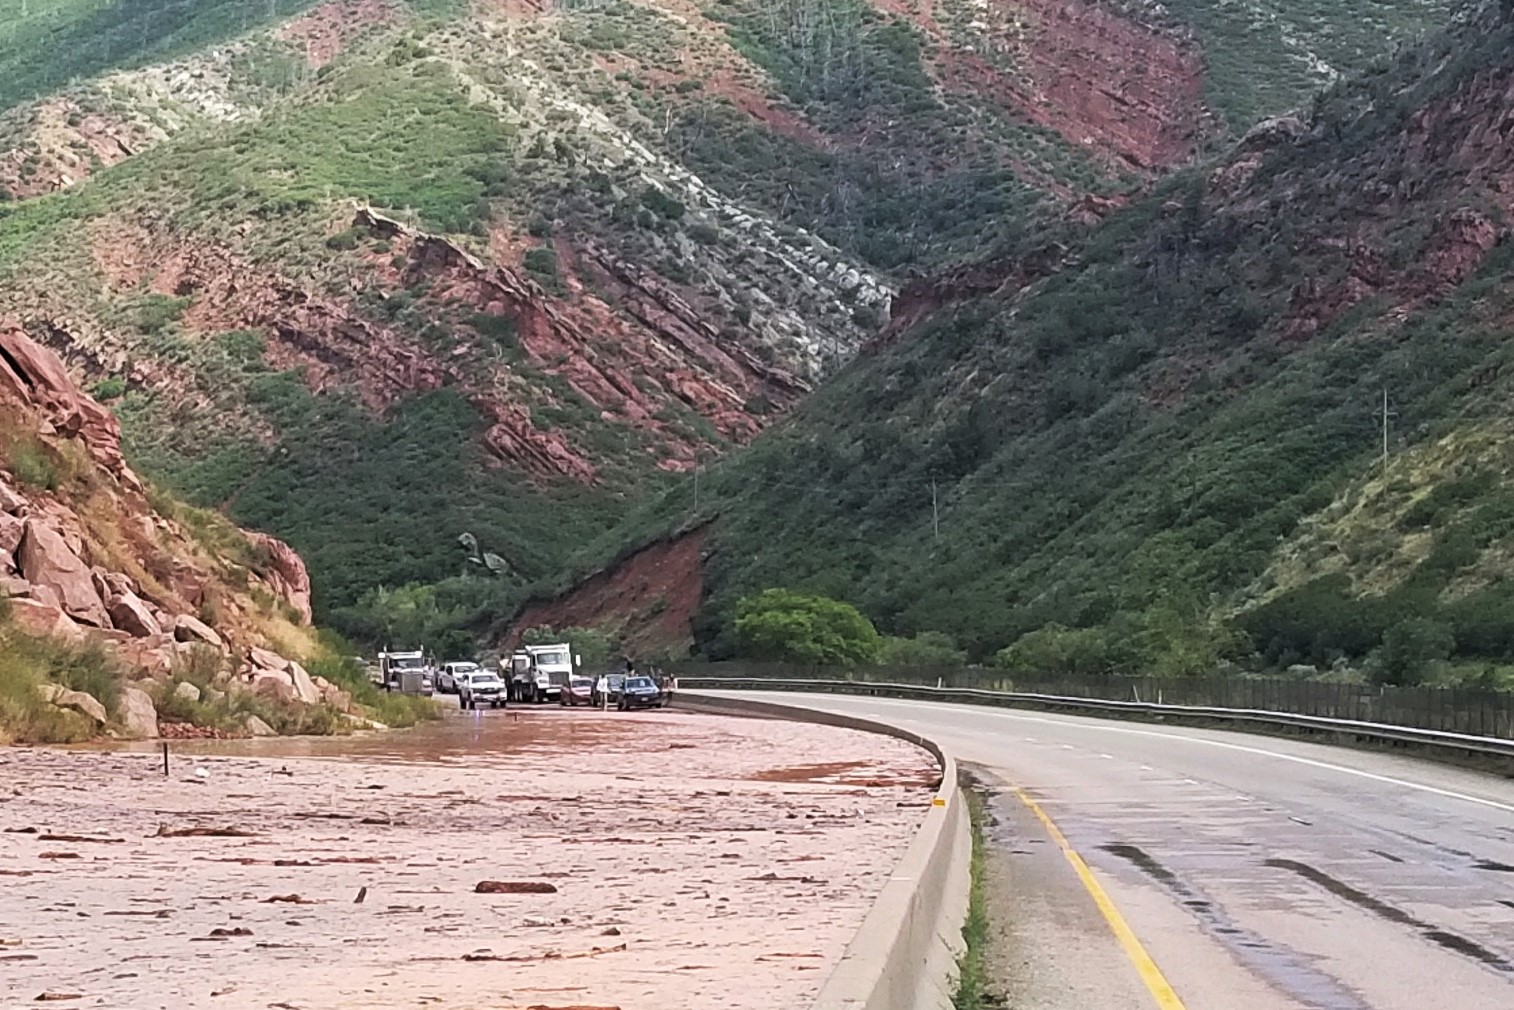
<box><xmin>0</xmin><ymin>0</ymin><xmax>1452</xmax><ymax>643</ymax></box>
<box><xmin>0</xmin><ymin>321</ymin><xmax>377</xmax><ymax>742</ymax></box>
<box><xmin>585</xmin><ymin>3</ymin><xmax>1514</xmax><ymax>675</ymax></box>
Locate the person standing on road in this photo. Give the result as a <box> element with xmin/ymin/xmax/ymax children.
<box><xmin>595</xmin><ymin>671</ymin><xmax>609</xmax><ymax>708</ymax></box>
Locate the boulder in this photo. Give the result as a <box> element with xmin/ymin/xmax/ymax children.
<box><xmin>173</xmin><ymin>681</ymin><xmax>202</xmax><ymax>703</ymax></box>
<box><xmin>249</xmin><ymin>646</ymin><xmax>290</xmax><ymax>673</ymax></box>
<box><xmin>26</xmin><ymin>582</ymin><xmax>63</xmax><ymax>610</ymax></box>
<box><xmin>244</xmin><ymin>532</ymin><xmax>313</xmax><ymax>625</ymax></box>
<box><xmin>251</xmin><ymin>669</ymin><xmax>296</xmax><ymax>702</ymax></box>
<box><xmin>114</xmin><ymin>633</ymin><xmax>178</xmax><ymax>679</ymax></box>
<box><xmin>321</xmin><ymin>685</ymin><xmax>353</xmax><ymax>714</ymax></box>
<box><xmin>202</xmin><ymin>687</ymin><xmax>226</xmax><ymax>705</ymax></box>
<box><xmin>101</xmin><ymin>571</ymin><xmax>137</xmax><ymax>598</ymax></box>
<box><xmin>6</xmin><ymin>597</ymin><xmax>82</xmax><ymax>639</ymax></box>
<box><xmin>288</xmin><ymin>661</ymin><xmax>321</xmax><ymax>706</ymax></box>
<box><xmin>173</xmin><ymin>613</ymin><xmax>225</xmax><ymax>650</ymax></box>
<box><xmin>0</xmin><ymin>480</ymin><xmax>25</xmax><ymax>514</ymax></box>
<box><xmin>118</xmin><ymin>687</ymin><xmax>159</xmax><ymax>739</ymax></box>
<box><xmin>0</xmin><ymin>511</ymin><xmax>22</xmax><ymax>568</ymax></box>
<box><xmin>1</xmin><ymin>575</ymin><xmax>30</xmax><ymax>597</ymax></box>
<box><xmin>15</xmin><ymin>520</ymin><xmax>111</xmax><ymax>628</ymax></box>
<box><xmin>244</xmin><ymin>714</ymin><xmax>278</xmax><ymax>737</ymax></box>
<box><xmin>107</xmin><ymin>593</ymin><xmax>162</xmax><ymax>638</ymax></box>
<box><xmin>36</xmin><ymin>684</ymin><xmax>108</xmax><ymax>725</ymax></box>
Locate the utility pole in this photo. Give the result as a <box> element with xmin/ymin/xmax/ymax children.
<box><xmin>931</xmin><ymin>478</ymin><xmax>939</xmax><ymax>541</ymax></box>
<box><xmin>1379</xmin><ymin>388</ymin><xmax>1397</xmax><ymax>473</ymax></box>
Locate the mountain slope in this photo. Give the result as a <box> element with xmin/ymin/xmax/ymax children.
<box><xmin>0</xmin><ymin>0</ymin><xmax>1455</xmax><ymax>644</ymax></box>
<box><xmin>594</xmin><ymin>3</ymin><xmax>1514</xmax><ymax>671</ymax></box>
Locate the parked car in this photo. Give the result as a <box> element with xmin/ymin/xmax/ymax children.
<box><xmin>560</xmin><ymin>674</ymin><xmax>593</xmax><ymax>707</ymax></box>
<box><xmin>437</xmin><ymin>661</ymin><xmax>480</xmax><ymax>694</ymax></box>
<box><xmin>618</xmin><ymin>676</ymin><xmax>664</xmax><ymax>710</ymax></box>
<box><xmin>590</xmin><ymin>673</ymin><xmax>626</xmax><ymax>708</ymax></box>
<box><xmin>458</xmin><ymin>670</ymin><xmax>507</xmax><ymax>709</ymax></box>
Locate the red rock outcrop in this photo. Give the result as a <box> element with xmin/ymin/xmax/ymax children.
<box><xmin>1</xmin><ymin>320</ymin><xmax>316</xmax><ymax>695</ymax></box>
<box><xmin>0</xmin><ymin>99</ymin><xmax>147</xmax><ymax>200</ymax></box>
<box><xmin>876</xmin><ymin>0</ymin><xmax>1215</xmax><ymax>176</ymax></box>
<box><xmin>274</xmin><ymin>0</ymin><xmax>397</xmax><ymax>68</ymax></box>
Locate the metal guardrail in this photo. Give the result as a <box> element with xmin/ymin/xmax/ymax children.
<box><xmin>679</xmin><ymin>677</ymin><xmax>1514</xmax><ymax>763</ymax></box>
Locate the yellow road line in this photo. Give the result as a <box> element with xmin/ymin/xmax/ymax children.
<box><xmin>1013</xmin><ymin>787</ymin><xmax>1187</xmax><ymax>1010</ymax></box>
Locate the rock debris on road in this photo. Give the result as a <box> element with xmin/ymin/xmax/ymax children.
<box><xmin>0</xmin><ymin>708</ymin><xmax>936</xmax><ymax>1009</ymax></box>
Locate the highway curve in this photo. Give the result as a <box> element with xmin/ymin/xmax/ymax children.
<box><xmin>707</xmin><ymin>691</ymin><xmax>1514</xmax><ymax>1010</ymax></box>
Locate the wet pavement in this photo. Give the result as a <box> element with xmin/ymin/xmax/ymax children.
<box><xmin>718</xmin><ymin>691</ymin><xmax>1514</xmax><ymax>1010</ymax></box>
<box><xmin>0</xmin><ymin>706</ymin><xmax>936</xmax><ymax>1009</ymax></box>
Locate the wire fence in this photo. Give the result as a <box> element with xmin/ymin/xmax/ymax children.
<box><xmin>671</xmin><ymin>661</ymin><xmax>1514</xmax><ymax>740</ymax></box>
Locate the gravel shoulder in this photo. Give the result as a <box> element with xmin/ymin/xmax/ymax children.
<box><xmin>0</xmin><ymin>707</ymin><xmax>936</xmax><ymax>1010</ymax></box>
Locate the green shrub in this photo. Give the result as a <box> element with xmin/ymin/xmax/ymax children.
<box><xmin>879</xmin><ymin>631</ymin><xmax>966</xmax><ymax>667</ymax></box>
<box><xmin>1368</xmin><ymin>618</ymin><xmax>1454</xmax><ymax>686</ymax></box>
<box><xmin>133</xmin><ymin>294</ymin><xmax>190</xmax><ymax>334</ymax></box>
<box><xmin>733</xmin><ymin>588</ymin><xmax>880</xmax><ymax>666</ymax></box>
<box><xmin>6</xmin><ymin>435</ymin><xmax>59</xmax><ymax>490</ymax></box>
<box><xmin>995</xmin><ymin>624</ymin><xmax>1117</xmax><ymax>676</ymax></box>
<box><xmin>523</xmin><ymin>246</ymin><xmax>558</xmax><ymax>279</ymax></box>
<box><xmin>91</xmin><ymin>376</ymin><xmax>127</xmax><ymax>401</ymax></box>
<box><xmin>639</xmin><ymin>187</ymin><xmax>685</xmax><ymax>221</ymax></box>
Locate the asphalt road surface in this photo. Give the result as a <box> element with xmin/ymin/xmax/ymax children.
<box><xmin>703</xmin><ymin>691</ymin><xmax>1514</xmax><ymax>1010</ymax></box>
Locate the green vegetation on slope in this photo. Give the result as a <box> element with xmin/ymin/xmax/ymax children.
<box><xmin>0</xmin><ymin>0</ymin><xmax>322</xmax><ymax>113</ymax></box>
<box><xmin>601</xmin><ymin>6</ymin><xmax>1514</xmax><ymax>680</ymax></box>
<box><xmin>1159</xmin><ymin>0</ymin><xmax>1455</xmax><ymax>134</ymax></box>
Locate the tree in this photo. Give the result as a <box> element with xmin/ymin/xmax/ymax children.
<box><xmin>1368</xmin><ymin>619</ymin><xmax>1454</xmax><ymax>686</ymax></box>
<box><xmin>879</xmin><ymin>631</ymin><xmax>966</xmax><ymax>668</ymax></box>
<box><xmin>733</xmin><ymin>589</ymin><xmax>881</xmax><ymax>666</ymax></box>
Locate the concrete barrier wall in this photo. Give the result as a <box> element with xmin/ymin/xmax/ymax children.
<box><xmin>678</xmin><ymin>692</ymin><xmax>972</xmax><ymax>1010</ymax></box>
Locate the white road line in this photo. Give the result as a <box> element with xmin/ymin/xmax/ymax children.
<box><xmin>788</xmin><ymin>695</ymin><xmax>1514</xmax><ymax>817</ymax></box>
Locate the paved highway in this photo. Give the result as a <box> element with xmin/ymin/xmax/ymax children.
<box><xmin>709</xmin><ymin>691</ymin><xmax>1514</xmax><ymax>1010</ymax></box>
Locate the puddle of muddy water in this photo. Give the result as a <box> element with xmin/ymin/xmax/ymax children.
<box><xmin>88</xmin><ymin>708</ymin><xmax>703</xmax><ymax>767</ymax></box>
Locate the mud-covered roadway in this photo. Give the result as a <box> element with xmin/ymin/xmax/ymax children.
<box><xmin>0</xmin><ymin>707</ymin><xmax>937</xmax><ymax>1009</ymax></box>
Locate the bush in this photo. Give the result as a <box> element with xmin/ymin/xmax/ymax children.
<box><xmin>879</xmin><ymin>630</ymin><xmax>966</xmax><ymax>667</ymax></box>
<box><xmin>523</xmin><ymin>246</ymin><xmax>558</xmax><ymax>280</ymax></box>
<box><xmin>733</xmin><ymin>588</ymin><xmax>881</xmax><ymax>666</ymax></box>
<box><xmin>1368</xmin><ymin>618</ymin><xmax>1454</xmax><ymax>686</ymax></box>
<box><xmin>639</xmin><ymin>186</ymin><xmax>685</xmax><ymax>221</ymax></box>
<box><xmin>5</xmin><ymin>435</ymin><xmax>59</xmax><ymax>490</ymax></box>
<box><xmin>91</xmin><ymin>376</ymin><xmax>127</xmax><ymax>401</ymax></box>
<box><xmin>995</xmin><ymin>624</ymin><xmax>1117</xmax><ymax>676</ymax></box>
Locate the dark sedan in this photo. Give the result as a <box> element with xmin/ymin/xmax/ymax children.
<box><xmin>617</xmin><ymin>676</ymin><xmax>664</xmax><ymax>710</ymax></box>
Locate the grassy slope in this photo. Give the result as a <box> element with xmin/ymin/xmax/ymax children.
<box><xmin>0</xmin><ymin>0</ymin><xmax>324</xmax><ymax>113</ymax></box>
<box><xmin>610</xmin><ymin>5</ymin><xmax>1514</xmax><ymax>668</ymax></box>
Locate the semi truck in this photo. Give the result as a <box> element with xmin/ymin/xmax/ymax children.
<box><xmin>378</xmin><ymin>649</ymin><xmax>435</xmax><ymax>696</ymax></box>
<box><xmin>501</xmin><ymin>643</ymin><xmax>575</xmax><ymax>703</ymax></box>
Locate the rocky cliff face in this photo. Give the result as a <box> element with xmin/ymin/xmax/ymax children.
<box><xmin>0</xmin><ymin>322</ymin><xmax>346</xmax><ymax>738</ymax></box>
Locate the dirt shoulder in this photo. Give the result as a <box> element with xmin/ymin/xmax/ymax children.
<box><xmin>0</xmin><ymin>708</ymin><xmax>936</xmax><ymax>1009</ymax></box>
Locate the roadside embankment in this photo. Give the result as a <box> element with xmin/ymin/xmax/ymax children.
<box><xmin>0</xmin><ymin>708</ymin><xmax>935</xmax><ymax>1009</ymax></box>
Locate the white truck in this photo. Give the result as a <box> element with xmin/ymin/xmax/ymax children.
<box><xmin>502</xmin><ymin>643</ymin><xmax>575</xmax><ymax>703</ymax></box>
<box><xmin>378</xmin><ymin>649</ymin><xmax>435</xmax><ymax>696</ymax></box>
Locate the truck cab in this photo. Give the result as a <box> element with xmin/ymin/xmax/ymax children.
<box><xmin>501</xmin><ymin>644</ymin><xmax>576</xmax><ymax>703</ymax></box>
<box><xmin>379</xmin><ymin>649</ymin><xmax>434</xmax><ymax>696</ymax></box>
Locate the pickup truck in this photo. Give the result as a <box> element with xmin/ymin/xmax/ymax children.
<box><xmin>458</xmin><ymin>670</ymin><xmax>507</xmax><ymax>709</ymax></box>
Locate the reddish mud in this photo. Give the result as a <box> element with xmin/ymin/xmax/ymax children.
<box><xmin>0</xmin><ymin>708</ymin><xmax>935</xmax><ymax>1009</ymax></box>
